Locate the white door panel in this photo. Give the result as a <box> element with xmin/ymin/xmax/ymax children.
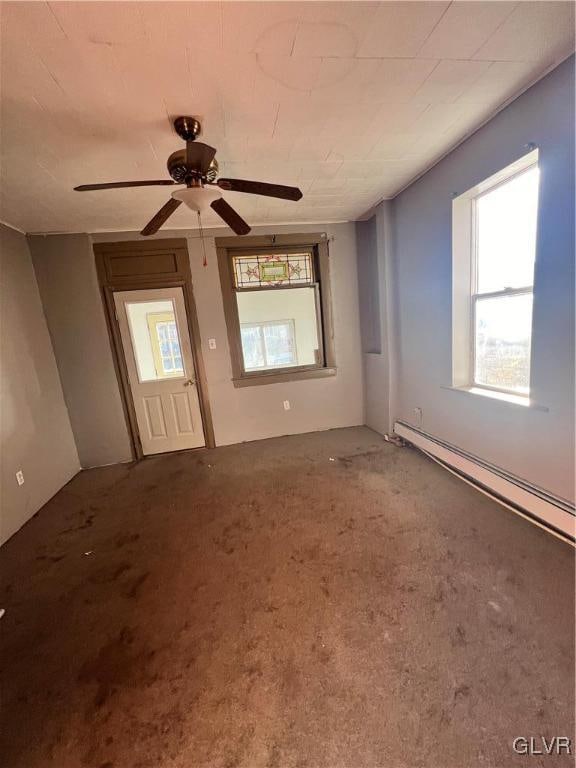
<box><xmin>171</xmin><ymin>392</ymin><xmax>194</xmax><ymax>435</ymax></box>
<box><xmin>114</xmin><ymin>287</ymin><xmax>205</xmax><ymax>455</ymax></box>
<box><xmin>143</xmin><ymin>395</ymin><xmax>167</xmax><ymax>439</ymax></box>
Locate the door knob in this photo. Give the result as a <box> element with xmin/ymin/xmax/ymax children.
<box><xmin>184</xmin><ymin>378</ymin><xmax>196</xmax><ymax>387</ymax></box>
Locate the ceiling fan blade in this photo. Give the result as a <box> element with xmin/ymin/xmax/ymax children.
<box><xmin>141</xmin><ymin>198</ymin><xmax>182</xmax><ymax>236</ymax></box>
<box><xmin>211</xmin><ymin>197</ymin><xmax>251</xmax><ymax>236</ymax></box>
<box><xmin>216</xmin><ymin>178</ymin><xmax>303</xmax><ymax>201</ymax></box>
<box><xmin>74</xmin><ymin>180</ymin><xmax>175</xmax><ymax>191</ymax></box>
<box><xmin>186</xmin><ymin>142</ymin><xmax>217</xmax><ymax>175</ymax></box>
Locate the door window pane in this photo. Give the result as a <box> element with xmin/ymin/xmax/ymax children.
<box><xmin>476</xmin><ymin>166</ymin><xmax>539</xmax><ymax>293</ymax></box>
<box><xmin>236</xmin><ymin>287</ymin><xmax>319</xmax><ymax>372</ymax></box>
<box><xmin>474</xmin><ymin>293</ymin><xmax>533</xmax><ymax>394</ymax></box>
<box><xmin>124</xmin><ymin>299</ymin><xmax>185</xmax><ymax>382</ymax></box>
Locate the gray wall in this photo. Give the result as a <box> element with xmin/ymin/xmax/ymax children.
<box><xmin>356</xmin><ymin>216</ymin><xmax>381</xmax><ymax>355</ymax></box>
<box><xmin>363</xmin><ymin>56</ymin><xmax>574</xmax><ymax>501</ymax></box>
<box><xmin>29</xmin><ymin>234</ymin><xmax>133</xmax><ymax>467</ymax></box>
<box><xmin>29</xmin><ymin>222</ymin><xmax>363</xmax><ymax>465</ymax></box>
<box><xmin>0</xmin><ymin>224</ymin><xmax>79</xmax><ymax>544</ymax></box>
<box><xmin>356</xmin><ymin>202</ymin><xmax>396</xmax><ymax>437</ymax></box>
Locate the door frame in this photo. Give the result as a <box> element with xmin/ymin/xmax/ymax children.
<box><xmin>94</xmin><ymin>238</ymin><xmax>215</xmax><ymax>459</ymax></box>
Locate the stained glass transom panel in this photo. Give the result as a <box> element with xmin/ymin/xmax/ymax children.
<box><xmin>233</xmin><ymin>252</ymin><xmax>313</xmax><ymax>288</ymax></box>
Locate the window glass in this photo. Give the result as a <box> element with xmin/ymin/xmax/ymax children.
<box><xmin>125</xmin><ymin>299</ymin><xmax>185</xmax><ymax>382</ymax></box>
<box><xmin>233</xmin><ymin>252</ymin><xmax>313</xmax><ymax>288</ymax></box>
<box><xmin>474</xmin><ymin>293</ymin><xmax>533</xmax><ymax>394</ymax></box>
<box><xmin>476</xmin><ymin>166</ymin><xmax>539</xmax><ymax>293</ymax></box>
<box><xmin>263</xmin><ymin>322</ymin><xmax>296</xmax><ymax>367</ymax></box>
<box><xmin>240</xmin><ymin>325</ymin><xmax>266</xmax><ymax>370</ymax></box>
<box><xmin>240</xmin><ymin>321</ymin><xmax>297</xmax><ymax>371</ymax></box>
<box><xmin>236</xmin><ymin>288</ymin><xmax>319</xmax><ymax>372</ymax></box>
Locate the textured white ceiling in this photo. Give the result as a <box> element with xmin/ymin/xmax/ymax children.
<box><xmin>0</xmin><ymin>1</ymin><xmax>574</xmax><ymax>235</ymax></box>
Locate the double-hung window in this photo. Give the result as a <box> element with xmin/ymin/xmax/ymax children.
<box><xmin>452</xmin><ymin>150</ymin><xmax>539</xmax><ymax>400</ymax></box>
<box><xmin>216</xmin><ymin>234</ymin><xmax>335</xmax><ymax>386</ymax></box>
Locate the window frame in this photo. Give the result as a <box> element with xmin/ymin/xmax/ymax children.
<box><xmin>452</xmin><ymin>149</ymin><xmax>539</xmax><ymax>400</ymax></box>
<box><xmin>216</xmin><ymin>233</ymin><xmax>336</xmax><ymax>387</ymax></box>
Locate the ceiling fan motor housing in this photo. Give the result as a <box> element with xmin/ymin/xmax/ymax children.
<box><xmin>167</xmin><ymin>149</ymin><xmax>218</xmax><ymax>184</ymax></box>
<box><xmin>167</xmin><ymin>149</ymin><xmax>191</xmax><ymax>183</ymax></box>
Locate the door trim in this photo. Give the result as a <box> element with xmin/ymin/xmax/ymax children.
<box><xmin>94</xmin><ymin>239</ymin><xmax>215</xmax><ymax>459</ymax></box>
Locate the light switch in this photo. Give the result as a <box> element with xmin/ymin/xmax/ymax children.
<box><xmin>208</xmin><ymin>338</ymin><xmax>217</xmax><ymax>350</ymax></box>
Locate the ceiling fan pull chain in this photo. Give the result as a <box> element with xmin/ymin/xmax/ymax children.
<box><xmin>197</xmin><ymin>211</ymin><xmax>208</xmax><ymax>267</ymax></box>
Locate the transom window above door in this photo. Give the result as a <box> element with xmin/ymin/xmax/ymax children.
<box><xmin>216</xmin><ymin>234</ymin><xmax>336</xmax><ymax>387</ymax></box>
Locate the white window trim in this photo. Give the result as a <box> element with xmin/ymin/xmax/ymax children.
<box><xmin>452</xmin><ymin>149</ymin><xmax>539</xmax><ymax>400</ymax></box>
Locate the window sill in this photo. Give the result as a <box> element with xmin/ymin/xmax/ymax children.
<box><xmin>233</xmin><ymin>366</ymin><xmax>337</xmax><ymax>388</ymax></box>
<box><xmin>443</xmin><ymin>385</ymin><xmax>549</xmax><ymax>411</ymax></box>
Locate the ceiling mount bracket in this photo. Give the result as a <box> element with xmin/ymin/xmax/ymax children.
<box><xmin>174</xmin><ymin>116</ymin><xmax>201</xmax><ymax>142</ymax></box>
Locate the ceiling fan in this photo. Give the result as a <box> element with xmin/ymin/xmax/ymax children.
<box><xmin>74</xmin><ymin>116</ymin><xmax>303</xmax><ymax>236</ymax></box>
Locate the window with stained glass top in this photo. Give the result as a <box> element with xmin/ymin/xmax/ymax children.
<box><xmin>218</xmin><ymin>235</ymin><xmax>335</xmax><ymax>384</ymax></box>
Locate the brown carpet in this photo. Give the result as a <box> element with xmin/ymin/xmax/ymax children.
<box><xmin>0</xmin><ymin>427</ymin><xmax>574</xmax><ymax>768</ymax></box>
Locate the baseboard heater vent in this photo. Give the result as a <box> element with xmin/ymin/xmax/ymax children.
<box><xmin>394</xmin><ymin>421</ymin><xmax>575</xmax><ymax>545</ymax></box>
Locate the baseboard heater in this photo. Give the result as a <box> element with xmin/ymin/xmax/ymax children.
<box><xmin>394</xmin><ymin>421</ymin><xmax>575</xmax><ymax>545</ymax></box>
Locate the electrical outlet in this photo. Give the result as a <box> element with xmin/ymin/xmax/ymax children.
<box><xmin>208</xmin><ymin>338</ymin><xmax>217</xmax><ymax>350</ymax></box>
<box><xmin>413</xmin><ymin>407</ymin><xmax>423</xmax><ymax>426</ymax></box>
<box><xmin>16</xmin><ymin>470</ymin><xmax>24</xmax><ymax>486</ymax></box>
<box><xmin>283</xmin><ymin>400</ymin><xmax>291</xmax><ymax>411</ymax></box>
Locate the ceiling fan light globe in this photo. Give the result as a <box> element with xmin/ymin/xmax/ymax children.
<box><xmin>171</xmin><ymin>186</ymin><xmax>222</xmax><ymax>213</ymax></box>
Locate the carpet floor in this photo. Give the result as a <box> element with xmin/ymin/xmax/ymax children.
<box><xmin>0</xmin><ymin>427</ymin><xmax>574</xmax><ymax>768</ymax></box>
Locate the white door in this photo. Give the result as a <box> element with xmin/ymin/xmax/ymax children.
<box><xmin>114</xmin><ymin>287</ymin><xmax>205</xmax><ymax>455</ymax></box>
